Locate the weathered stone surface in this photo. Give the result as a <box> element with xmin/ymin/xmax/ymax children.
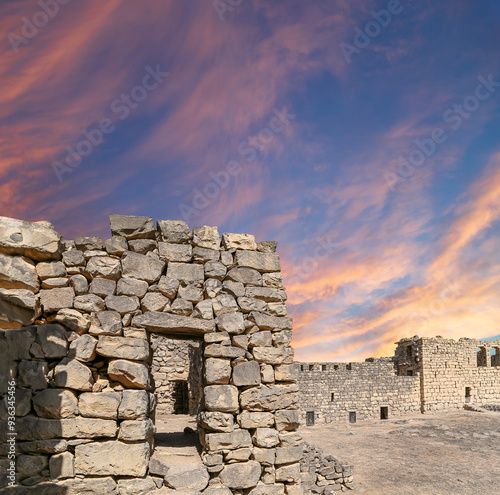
<box><xmin>74</xmin><ymin>294</ymin><xmax>105</xmax><ymax>312</ymax></box>
<box><xmin>110</xmin><ymin>214</ymin><xmax>155</xmax><ymax>240</ymax></box>
<box><xmin>90</xmin><ymin>277</ymin><xmax>116</xmax><ymax>297</ymax></box>
<box><xmin>205</xmin><ymin>430</ymin><xmax>252</xmax><ymax>451</ymax></box>
<box><xmin>204</xmin><ymin>344</ymin><xmax>245</xmax><ymax>359</ymax></box>
<box><xmin>49</xmin><ymin>451</ymin><xmax>74</xmax><ymax>479</ymax></box>
<box><xmin>274</xmin><ymin>409</ymin><xmax>300</xmax><ymax>431</ymax></box>
<box><xmin>36</xmin><ymin>261</ymin><xmax>66</xmax><ymax>280</ymax></box>
<box><xmin>238</xmin><ymin>411</ymin><xmax>275</xmax><ymax>429</ymax></box>
<box><xmin>212</xmin><ymin>294</ymin><xmax>238</xmax><ymax>316</ymax></box>
<box><xmin>156</xmin><ymin>275</ymin><xmax>179</xmax><ymax>299</ymax></box>
<box><xmin>278</xmin><ymin>431</ymin><xmax>303</xmax><ymax>447</ymax></box>
<box><xmin>253</xmin><ymin>427</ymin><xmax>280</xmax><ymax>447</ymax></box>
<box><xmin>149</xmin><ymin>457</ymin><xmax>169</xmax><ymax>477</ymax></box>
<box><xmin>199</xmin><ymin>411</ymin><xmax>234</xmax><ymax>432</ymax></box>
<box><xmin>262</xmin><ymin>272</ymin><xmax>284</xmax><ymax>288</ymax></box>
<box><xmin>92</xmin><ymin>310</ymin><xmax>122</xmax><ymax>336</ymax></box>
<box><xmin>245</xmin><ymin>287</ymin><xmax>286</xmax><ymax>302</ymax></box>
<box><xmin>248</xmin><ymin>481</ymin><xmax>285</xmax><ymax>495</ymax></box>
<box><xmin>216</xmin><ymin>312</ymin><xmax>244</xmax><ymax>334</ymax></box>
<box><xmin>235</xmin><ymin>250</ymin><xmax>280</xmax><ymax>272</ymax></box>
<box><xmin>204</xmin><ymin>486</ymin><xmax>233</xmax><ymax>495</ymax></box>
<box><xmin>62</xmin><ymin>249</ymin><xmax>85</xmax><ymax>266</ymax></box>
<box><xmin>40</xmin><ymin>287</ymin><xmax>74</xmax><ymax>312</ymax></box>
<box><xmin>193</xmin><ymin>246</ymin><xmax>220</xmax><ymax>262</ymax></box>
<box><xmin>261</xmin><ymin>364</ymin><xmax>274</xmax><ymax>383</ymax></box>
<box><xmin>275</xmin><ymin>463</ymin><xmax>300</xmax><ymax>482</ymax></box>
<box><xmin>193</xmin><ymin>299</ymin><xmax>213</xmax><ymax>319</ymax></box>
<box><xmin>75</xmin><ymin>440</ymin><xmax>150</xmax><ymax>476</ymax></box>
<box><xmin>158</xmin><ymin>242</ymin><xmax>192</xmax><ymax>262</ymax></box>
<box><xmin>0</xmin><ymin>288</ymin><xmax>40</xmax><ymax>328</ymax></box>
<box><xmin>141</xmin><ymin>291</ymin><xmax>169</xmax><ymax>312</ymax></box>
<box><xmin>205</xmin><ymin>260</ymin><xmax>227</xmax><ymax>280</ymax></box>
<box><xmin>118</xmin><ymin>418</ymin><xmax>155</xmax><ymax>441</ymax></box>
<box><xmin>238</xmin><ymin>296</ymin><xmax>267</xmax><ymax>313</ymax></box>
<box><xmin>117</xmin><ymin>477</ymin><xmax>157</xmax><ymax>495</ymax></box>
<box><xmin>104</xmin><ymin>236</ymin><xmax>128</xmax><ymax>256</ymax></box>
<box><xmin>17</xmin><ymin>453</ymin><xmax>48</xmax><ymax>480</ymax></box>
<box><xmin>128</xmin><ymin>238</ymin><xmax>156</xmax><ymax>254</ymax></box>
<box><xmin>118</xmin><ymin>390</ymin><xmax>149</xmax><ymax>419</ymax></box>
<box><xmin>222</xmin><ymin>233</ymin><xmax>257</xmax><ymax>251</ymax></box>
<box><xmin>78</xmin><ymin>392</ymin><xmax>121</xmax><ymax>419</ymax></box>
<box><xmin>193</xmin><ymin>226</ymin><xmax>221</xmax><ymax>250</ymax></box>
<box><xmin>33</xmin><ymin>389</ymin><xmax>78</xmax><ymax>418</ymax></box>
<box><xmin>0</xmin><ymin>253</ymin><xmax>39</xmax><ymax>291</ymax></box>
<box><xmin>205</xmin><ymin>358</ymin><xmax>231</xmax><ymax>384</ymax></box>
<box><xmin>178</xmin><ymin>283</ymin><xmax>204</xmax><ymax>303</ymax></box>
<box><xmin>54</xmin><ymin>358</ymin><xmax>94</xmax><ymax>391</ymax></box>
<box><xmin>253</xmin><ymin>347</ymin><xmax>294</xmax><ymax>365</ymax></box>
<box><xmin>226</xmin><ymin>447</ymin><xmax>252</xmax><ymax>462</ymax></box>
<box><xmin>275</xmin><ymin>363</ymin><xmax>299</xmax><ymax>382</ymax></box>
<box><xmin>74</xmin><ymin>236</ymin><xmax>102</xmax><ymax>251</ymax></box>
<box><xmin>133</xmin><ymin>311</ymin><xmax>215</xmax><ymax>334</ymax></box>
<box><xmin>226</xmin><ymin>267</ymin><xmax>262</xmax><ymax>286</ymax></box>
<box><xmin>55</xmin><ymin>308</ymin><xmax>90</xmax><ymax>334</ymax></box>
<box><xmin>165</xmin><ymin>463</ymin><xmax>209</xmax><ymax>491</ymax></box>
<box><xmin>0</xmin><ymin>216</ymin><xmax>63</xmax><ymax>261</ymax></box>
<box><xmin>35</xmin><ymin>323</ymin><xmax>68</xmax><ymax>357</ymax></box>
<box><xmin>117</xmin><ymin>277</ymin><xmax>149</xmax><ymax>297</ymax></box>
<box><xmin>250</xmin><ymin>312</ymin><xmax>293</xmax><ymax>331</ymax></box>
<box><xmin>17</xmin><ymin>439</ymin><xmax>68</xmax><ymax>454</ymax></box>
<box><xmin>69</xmin><ymin>274</ymin><xmax>88</xmax><ymax>295</ymax></box>
<box><xmin>170</xmin><ymin>297</ymin><xmax>193</xmax><ymax>315</ymax></box>
<box><xmin>60</xmin><ymin>417</ymin><xmax>118</xmax><ymax>438</ymax></box>
<box><xmin>249</xmin><ymin>331</ymin><xmax>273</xmax><ymax>348</ymax></box>
<box><xmin>59</xmin><ymin>476</ymin><xmax>118</xmax><ymax>495</ymax></box>
<box><xmin>97</xmin><ymin>336</ymin><xmax>149</xmax><ymax>360</ymax></box>
<box><xmin>86</xmin><ymin>256</ymin><xmax>121</xmax><ymax>280</ymax></box>
<box><xmin>240</xmin><ymin>384</ymin><xmax>299</xmax><ymax>411</ymax></box>
<box><xmin>273</xmin><ymin>330</ymin><xmax>292</xmax><ymax>348</ymax></box>
<box><xmin>268</xmin><ymin>302</ymin><xmax>287</xmax><ymax>316</ymax></box>
<box><xmin>223</xmin><ymin>280</ymin><xmax>245</xmax><ymax>298</ymax></box>
<box><xmin>166</xmin><ymin>262</ymin><xmax>204</xmax><ymax>284</ymax></box>
<box><xmin>204</xmin><ymin>385</ymin><xmax>239</xmax><ymax>412</ymax></box>
<box><xmin>205</xmin><ymin>278</ymin><xmax>223</xmax><ymax>298</ymax></box>
<box><xmin>232</xmin><ymin>360</ymin><xmax>262</xmax><ymax>386</ymax></box>
<box><xmin>41</xmin><ymin>276</ymin><xmax>68</xmax><ymax>289</ymax></box>
<box><xmin>108</xmin><ymin>359</ymin><xmax>150</xmax><ymax>389</ymax></box>
<box><xmin>0</xmin><ymin>388</ymin><xmax>32</xmax><ymax>419</ymax></box>
<box><xmin>219</xmin><ymin>460</ymin><xmax>261</xmax><ymax>489</ymax></box>
<box><xmin>157</xmin><ymin>219</ymin><xmax>192</xmax><ymax>243</ymax></box>
<box><xmin>105</xmin><ymin>295</ymin><xmax>140</xmax><ymax>314</ymax></box>
<box><xmin>17</xmin><ymin>360</ymin><xmax>48</xmax><ymax>390</ymax></box>
<box><xmin>232</xmin><ymin>333</ymin><xmax>249</xmax><ymax>350</ymax></box>
<box><xmin>275</xmin><ymin>446</ymin><xmax>303</xmax><ymax>465</ymax></box>
<box><xmin>122</xmin><ymin>251</ymin><xmax>165</xmax><ymax>283</ymax></box>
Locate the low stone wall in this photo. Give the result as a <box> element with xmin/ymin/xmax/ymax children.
<box><xmin>0</xmin><ymin>214</ymin><xmax>308</xmax><ymax>494</ymax></box>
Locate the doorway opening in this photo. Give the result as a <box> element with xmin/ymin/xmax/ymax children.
<box><xmin>465</xmin><ymin>386</ymin><xmax>471</xmax><ymax>403</ymax></box>
<box><xmin>349</xmin><ymin>411</ymin><xmax>357</xmax><ymax>423</ymax></box>
<box><xmin>380</xmin><ymin>406</ymin><xmax>389</xmax><ymax>420</ymax></box>
<box><xmin>306</xmin><ymin>411</ymin><xmax>315</xmax><ymax>426</ymax></box>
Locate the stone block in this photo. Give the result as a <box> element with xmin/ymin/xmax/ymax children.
<box><xmin>109</xmin><ymin>214</ymin><xmax>155</xmax><ymax>240</ymax></box>
<box><xmin>252</xmin><ymin>427</ymin><xmax>280</xmax><ymax>448</ymax></box>
<box><xmin>49</xmin><ymin>451</ymin><xmax>74</xmax><ymax>479</ymax></box>
<box><xmin>232</xmin><ymin>360</ymin><xmax>261</xmax><ymax>386</ymax></box>
<box><xmin>118</xmin><ymin>418</ymin><xmax>155</xmax><ymax>441</ymax></box>
<box><xmin>238</xmin><ymin>411</ymin><xmax>275</xmax><ymax>429</ymax></box>
<box><xmin>222</xmin><ymin>233</ymin><xmax>257</xmax><ymax>250</ymax></box>
<box><xmin>78</xmin><ymin>392</ymin><xmax>121</xmax><ymax>419</ymax></box>
<box><xmin>205</xmin><ymin>358</ymin><xmax>231</xmax><ymax>384</ymax></box>
<box><xmin>219</xmin><ymin>460</ymin><xmax>261</xmax><ymax>489</ymax></box>
<box><xmin>108</xmin><ymin>359</ymin><xmax>150</xmax><ymax>389</ymax></box>
<box><xmin>75</xmin><ymin>294</ymin><xmax>105</xmax><ymax>312</ymax></box>
<box><xmin>205</xmin><ymin>430</ymin><xmax>252</xmax><ymax>451</ymax></box>
<box><xmin>166</xmin><ymin>262</ymin><xmax>204</xmax><ymax>284</ymax></box>
<box><xmin>133</xmin><ymin>311</ymin><xmax>215</xmax><ymax>334</ymax></box>
<box><xmin>158</xmin><ymin>242</ymin><xmax>193</xmax><ymax>262</ymax></box>
<box><xmin>226</xmin><ymin>267</ymin><xmax>262</xmax><ymax>286</ymax></box>
<box><xmin>193</xmin><ymin>226</ymin><xmax>221</xmax><ymax>250</ymax></box>
<box><xmin>33</xmin><ymin>389</ymin><xmax>78</xmax><ymax>418</ymax></box>
<box><xmin>157</xmin><ymin>219</ymin><xmax>192</xmax><ymax>244</ymax></box>
<box><xmin>165</xmin><ymin>463</ymin><xmax>209</xmax><ymax>491</ymax></box>
<box><xmin>54</xmin><ymin>358</ymin><xmax>93</xmax><ymax>391</ymax></box>
<box><xmin>97</xmin><ymin>336</ymin><xmax>149</xmax><ymax>360</ymax></box>
<box><xmin>199</xmin><ymin>411</ymin><xmax>234</xmax><ymax>432</ymax></box>
<box><xmin>121</xmin><ymin>251</ymin><xmax>165</xmax><ymax>283</ymax></box>
<box><xmin>39</xmin><ymin>287</ymin><xmax>74</xmax><ymax>312</ymax></box>
<box><xmin>253</xmin><ymin>347</ymin><xmax>294</xmax><ymax>365</ymax></box>
<box><xmin>204</xmin><ymin>385</ymin><xmax>239</xmax><ymax>412</ymax></box>
<box><xmin>0</xmin><ymin>253</ymin><xmax>39</xmax><ymax>291</ymax></box>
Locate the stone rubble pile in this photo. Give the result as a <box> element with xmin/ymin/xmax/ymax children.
<box><xmin>0</xmin><ymin>214</ymin><xmax>328</xmax><ymax>495</ymax></box>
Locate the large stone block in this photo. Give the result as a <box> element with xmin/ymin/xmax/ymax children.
<box><xmin>49</xmin><ymin>451</ymin><xmax>74</xmax><ymax>479</ymax></box>
<box><xmin>118</xmin><ymin>390</ymin><xmax>149</xmax><ymax>419</ymax></box>
<box><xmin>275</xmin><ymin>363</ymin><xmax>300</xmax><ymax>382</ymax></box>
<box><xmin>250</xmin><ymin>312</ymin><xmax>293</xmax><ymax>331</ymax></box>
<box><xmin>55</xmin><ymin>308</ymin><xmax>90</xmax><ymax>334</ymax></box>
<box><xmin>0</xmin><ymin>216</ymin><xmax>63</xmax><ymax>261</ymax></box>
<box><xmin>133</xmin><ymin>311</ymin><xmax>215</xmax><ymax>334</ymax></box>
<box><xmin>33</xmin><ymin>389</ymin><xmax>78</xmax><ymax>418</ymax></box>
<box><xmin>36</xmin><ymin>261</ymin><xmax>66</xmax><ymax>280</ymax></box>
<box><xmin>238</xmin><ymin>411</ymin><xmax>275</xmax><ymax>428</ymax></box>
<box><xmin>219</xmin><ymin>460</ymin><xmax>261</xmax><ymax>489</ymax></box>
<box><xmin>0</xmin><ymin>253</ymin><xmax>39</xmax><ymax>291</ymax></box>
<box><xmin>253</xmin><ymin>347</ymin><xmax>294</xmax><ymax>365</ymax></box>
<box><xmin>158</xmin><ymin>242</ymin><xmax>193</xmax><ymax>262</ymax></box>
<box><xmin>121</xmin><ymin>251</ymin><xmax>165</xmax><ymax>283</ymax></box>
<box><xmin>205</xmin><ymin>430</ymin><xmax>252</xmax><ymax>451</ymax></box>
<box><xmin>117</xmin><ymin>477</ymin><xmax>158</xmax><ymax>495</ymax></box>
<box><xmin>96</xmin><ymin>336</ymin><xmax>149</xmax><ymax>360</ymax></box>
<box><xmin>205</xmin><ymin>358</ymin><xmax>231</xmax><ymax>384</ymax></box>
<box><xmin>118</xmin><ymin>418</ymin><xmax>155</xmax><ymax>441</ymax></box>
<box><xmin>235</xmin><ymin>250</ymin><xmax>280</xmax><ymax>272</ymax></box>
<box><xmin>40</xmin><ymin>287</ymin><xmax>75</xmax><ymax>312</ymax></box>
<box><xmin>108</xmin><ymin>359</ymin><xmax>150</xmax><ymax>389</ymax></box>
<box><xmin>226</xmin><ymin>267</ymin><xmax>262</xmax><ymax>286</ymax></box>
<box><xmin>275</xmin><ymin>463</ymin><xmax>300</xmax><ymax>482</ymax></box>
<box><xmin>0</xmin><ymin>288</ymin><xmax>40</xmax><ymax>328</ymax></box>
<box><xmin>199</xmin><ymin>411</ymin><xmax>234</xmax><ymax>432</ymax></box>
<box><xmin>61</xmin><ymin>417</ymin><xmax>118</xmax><ymax>438</ymax></box>
<box><xmin>222</xmin><ymin>233</ymin><xmax>257</xmax><ymax>250</ymax></box>
<box><xmin>252</xmin><ymin>427</ymin><xmax>280</xmax><ymax>448</ymax></box>
<box><xmin>68</xmin><ymin>334</ymin><xmax>97</xmax><ymax>362</ymax></box>
<box><xmin>74</xmin><ymin>440</ymin><xmax>150</xmax><ymax>476</ymax></box>
<box><xmin>18</xmin><ymin>360</ymin><xmax>48</xmax><ymax>390</ymax></box>
<box><xmin>193</xmin><ymin>226</ymin><xmax>221</xmax><ymax>250</ymax></box>
<box><xmin>109</xmin><ymin>214</ymin><xmax>155</xmax><ymax>240</ymax></box>
<box><xmin>204</xmin><ymin>385</ymin><xmax>239</xmax><ymax>413</ymax></box>
<box><xmin>59</xmin><ymin>476</ymin><xmax>118</xmax><ymax>495</ymax></box>
<box><xmin>240</xmin><ymin>384</ymin><xmax>299</xmax><ymax>411</ymax></box>
<box><xmin>105</xmin><ymin>295</ymin><xmax>140</xmax><ymax>314</ymax></box>
<box><xmin>274</xmin><ymin>409</ymin><xmax>300</xmax><ymax>431</ymax></box>
<box><xmin>166</xmin><ymin>261</ymin><xmax>204</xmax><ymax>284</ymax></box>
<box><xmin>245</xmin><ymin>287</ymin><xmax>287</xmax><ymax>302</ymax></box>
<box><xmin>216</xmin><ymin>312</ymin><xmax>244</xmax><ymax>334</ymax></box>
<box><xmin>0</xmin><ymin>388</ymin><xmax>32</xmax><ymax>419</ymax></box>
<box><xmin>78</xmin><ymin>392</ymin><xmax>121</xmax><ymax>419</ymax></box>
<box><xmin>204</xmin><ymin>344</ymin><xmax>245</xmax><ymax>359</ymax></box>
<box><xmin>165</xmin><ymin>463</ymin><xmax>209</xmax><ymax>491</ymax></box>
<box><xmin>117</xmin><ymin>277</ymin><xmax>149</xmax><ymax>297</ymax></box>
<box><xmin>275</xmin><ymin>446</ymin><xmax>303</xmax><ymax>465</ymax></box>
<box><xmin>157</xmin><ymin>219</ymin><xmax>193</xmax><ymax>244</ymax></box>
<box><xmin>232</xmin><ymin>360</ymin><xmax>261</xmax><ymax>386</ymax></box>
<box><xmin>248</xmin><ymin>482</ymin><xmax>285</xmax><ymax>495</ymax></box>
<box><xmin>36</xmin><ymin>323</ymin><xmax>68</xmax><ymax>357</ymax></box>
<box><xmin>54</xmin><ymin>358</ymin><xmax>93</xmax><ymax>391</ymax></box>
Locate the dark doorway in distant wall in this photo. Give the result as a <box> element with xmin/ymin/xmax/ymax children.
<box><xmin>380</xmin><ymin>406</ymin><xmax>389</xmax><ymax>420</ymax></box>
<box><xmin>465</xmin><ymin>387</ymin><xmax>471</xmax><ymax>403</ymax></box>
<box><xmin>349</xmin><ymin>411</ymin><xmax>356</xmax><ymax>423</ymax></box>
<box><xmin>173</xmin><ymin>381</ymin><xmax>189</xmax><ymax>414</ymax></box>
<box><xmin>306</xmin><ymin>411</ymin><xmax>315</xmax><ymax>426</ymax></box>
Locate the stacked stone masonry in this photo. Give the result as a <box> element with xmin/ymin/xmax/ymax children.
<box><xmin>297</xmin><ymin>336</ymin><xmax>500</xmax><ymax>424</ymax></box>
<box><xmin>0</xmin><ymin>214</ymin><xmax>351</xmax><ymax>495</ymax></box>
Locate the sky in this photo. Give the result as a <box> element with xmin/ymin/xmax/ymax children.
<box><xmin>1</xmin><ymin>0</ymin><xmax>499</xmax><ymax>362</ymax></box>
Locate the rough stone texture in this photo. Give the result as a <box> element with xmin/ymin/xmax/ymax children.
<box><xmin>193</xmin><ymin>226</ymin><xmax>221</xmax><ymax>250</ymax></box>
<box><xmin>205</xmin><ymin>385</ymin><xmax>239</xmax><ymax>413</ymax></box>
<box><xmin>235</xmin><ymin>250</ymin><xmax>281</xmax><ymax>272</ymax></box>
<box><xmin>40</xmin><ymin>287</ymin><xmax>75</xmax><ymax>312</ymax></box>
<box><xmin>222</xmin><ymin>233</ymin><xmax>257</xmax><ymax>251</ymax></box>
<box><xmin>232</xmin><ymin>360</ymin><xmax>262</xmax><ymax>386</ymax></box>
<box><xmin>32</xmin><ymin>389</ymin><xmax>78</xmax><ymax>418</ymax></box>
<box><xmin>166</xmin><ymin>261</ymin><xmax>204</xmax><ymax>284</ymax></box>
<box><xmin>78</xmin><ymin>392</ymin><xmax>121</xmax><ymax>419</ymax></box>
<box><xmin>109</xmin><ymin>214</ymin><xmax>156</xmax><ymax>240</ymax></box>
<box><xmin>54</xmin><ymin>358</ymin><xmax>94</xmax><ymax>391</ymax></box>
<box><xmin>0</xmin><ymin>216</ymin><xmax>63</xmax><ymax>260</ymax></box>
<box><xmin>49</xmin><ymin>451</ymin><xmax>74</xmax><ymax>479</ymax></box>
<box><xmin>165</xmin><ymin>463</ymin><xmax>210</xmax><ymax>491</ymax></box>
<box><xmin>157</xmin><ymin>219</ymin><xmax>193</xmax><ymax>244</ymax></box>
<box><xmin>219</xmin><ymin>460</ymin><xmax>261</xmax><ymax>489</ymax></box>
<box><xmin>118</xmin><ymin>390</ymin><xmax>149</xmax><ymax>419</ymax></box>
<box><xmin>134</xmin><ymin>311</ymin><xmax>215</xmax><ymax>334</ymax></box>
<box><xmin>117</xmin><ymin>477</ymin><xmax>157</xmax><ymax>495</ymax></box>
<box><xmin>108</xmin><ymin>359</ymin><xmax>150</xmax><ymax>389</ymax></box>
<box><xmin>121</xmin><ymin>251</ymin><xmax>165</xmax><ymax>283</ymax></box>
<box><xmin>96</xmin><ymin>335</ymin><xmax>149</xmax><ymax>360</ymax></box>
<box><xmin>0</xmin><ymin>253</ymin><xmax>39</xmax><ymax>291</ymax></box>
<box><xmin>0</xmin><ymin>288</ymin><xmax>40</xmax><ymax>328</ymax></box>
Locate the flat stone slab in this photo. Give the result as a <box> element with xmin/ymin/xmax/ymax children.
<box><xmin>133</xmin><ymin>311</ymin><xmax>216</xmax><ymax>334</ymax></box>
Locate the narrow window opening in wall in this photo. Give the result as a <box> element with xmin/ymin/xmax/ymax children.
<box><xmin>349</xmin><ymin>411</ymin><xmax>357</xmax><ymax>424</ymax></box>
<box><xmin>322</xmin><ymin>364</ymin><xmax>327</xmax><ymax>371</ymax></box>
<box><xmin>407</xmin><ymin>369</ymin><xmax>413</xmax><ymax>376</ymax></box>
<box><xmin>465</xmin><ymin>387</ymin><xmax>471</xmax><ymax>403</ymax></box>
<box><xmin>300</xmin><ymin>365</ymin><xmax>304</xmax><ymax>371</ymax></box>
<box><xmin>172</xmin><ymin>381</ymin><xmax>189</xmax><ymax>414</ymax></box>
<box><xmin>346</xmin><ymin>363</ymin><xmax>352</xmax><ymax>371</ymax></box>
<box><xmin>406</xmin><ymin>345</ymin><xmax>412</xmax><ymax>358</ymax></box>
<box><xmin>309</xmin><ymin>365</ymin><xmax>314</xmax><ymax>371</ymax></box>
<box><xmin>477</xmin><ymin>347</ymin><xmax>487</xmax><ymax>367</ymax></box>
<box><xmin>306</xmin><ymin>411</ymin><xmax>315</xmax><ymax>426</ymax></box>
<box><xmin>331</xmin><ymin>393</ymin><xmax>335</xmax><ymax>401</ymax></box>
<box><xmin>380</xmin><ymin>407</ymin><xmax>389</xmax><ymax>420</ymax></box>
<box><xmin>334</xmin><ymin>365</ymin><xmax>339</xmax><ymax>370</ymax></box>
<box><xmin>491</xmin><ymin>347</ymin><xmax>499</xmax><ymax>367</ymax></box>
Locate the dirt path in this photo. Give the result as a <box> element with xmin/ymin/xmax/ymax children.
<box><xmin>301</xmin><ymin>410</ymin><xmax>500</xmax><ymax>495</ymax></box>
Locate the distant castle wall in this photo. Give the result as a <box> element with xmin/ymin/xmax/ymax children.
<box><xmin>297</xmin><ymin>336</ymin><xmax>500</xmax><ymax>424</ymax></box>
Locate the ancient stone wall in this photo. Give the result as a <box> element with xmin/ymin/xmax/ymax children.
<box><xmin>0</xmin><ymin>214</ymin><xmax>316</xmax><ymax>495</ymax></box>
<box><xmin>298</xmin><ymin>336</ymin><xmax>500</xmax><ymax>425</ymax></box>
<box><xmin>296</xmin><ymin>359</ymin><xmax>421</xmax><ymax>424</ymax></box>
